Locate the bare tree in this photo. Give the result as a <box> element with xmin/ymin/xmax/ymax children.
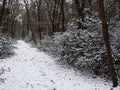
<box><xmin>118</xmin><ymin>0</ymin><xmax>120</xmax><ymax>19</ymax></box>
<box><xmin>23</xmin><ymin>0</ymin><xmax>31</xmax><ymax>33</ymax></box>
<box><xmin>98</xmin><ymin>0</ymin><xmax>118</xmax><ymax>87</ymax></box>
<box><xmin>0</xmin><ymin>0</ymin><xmax>7</xmax><ymax>26</ymax></box>
<box><xmin>74</xmin><ymin>0</ymin><xmax>84</xmax><ymax>20</ymax></box>
<box><xmin>45</xmin><ymin>0</ymin><xmax>61</xmax><ymax>34</ymax></box>
<box><xmin>23</xmin><ymin>0</ymin><xmax>36</xmax><ymax>43</ymax></box>
<box><xmin>7</xmin><ymin>0</ymin><xmax>20</xmax><ymax>38</ymax></box>
<box><xmin>60</xmin><ymin>0</ymin><xmax>65</xmax><ymax>32</ymax></box>
<box><xmin>74</xmin><ymin>0</ymin><xmax>85</xmax><ymax>29</ymax></box>
<box><xmin>35</xmin><ymin>0</ymin><xmax>42</xmax><ymax>40</ymax></box>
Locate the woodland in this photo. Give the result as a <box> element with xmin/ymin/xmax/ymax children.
<box><xmin>0</xmin><ymin>0</ymin><xmax>120</xmax><ymax>88</ymax></box>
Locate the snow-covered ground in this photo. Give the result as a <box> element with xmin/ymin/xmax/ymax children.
<box><xmin>0</xmin><ymin>40</ymin><xmax>119</xmax><ymax>90</ymax></box>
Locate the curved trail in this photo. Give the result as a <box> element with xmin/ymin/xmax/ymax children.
<box><xmin>0</xmin><ymin>40</ymin><xmax>119</xmax><ymax>90</ymax></box>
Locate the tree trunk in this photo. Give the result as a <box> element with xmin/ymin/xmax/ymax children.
<box><xmin>61</xmin><ymin>0</ymin><xmax>65</xmax><ymax>32</ymax></box>
<box><xmin>52</xmin><ymin>21</ymin><xmax>55</xmax><ymax>34</ymax></box>
<box><xmin>0</xmin><ymin>0</ymin><xmax>7</xmax><ymax>26</ymax></box>
<box><xmin>98</xmin><ymin>0</ymin><xmax>118</xmax><ymax>87</ymax></box>
<box><xmin>26</xmin><ymin>9</ymin><xmax>30</xmax><ymax>34</ymax></box>
<box><xmin>74</xmin><ymin>0</ymin><xmax>82</xmax><ymax>16</ymax></box>
<box><xmin>74</xmin><ymin>0</ymin><xmax>84</xmax><ymax>29</ymax></box>
<box><xmin>81</xmin><ymin>0</ymin><xmax>84</xmax><ymax>22</ymax></box>
<box><xmin>11</xmin><ymin>20</ymin><xmax>15</xmax><ymax>39</ymax></box>
<box><xmin>37</xmin><ymin>0</ymin><xmax>41</xmax><ymax>40</ymax></box>
<box><xmin>23</xmin><ymin>0</ymin><xmax>31</xmax><ymax>36</ymax></box>
<box><xmin>118</xmin><ymin>0</ymin><xmax>120</xmax><ymax>19</ymax></box>
<box><xmin>52</xmin><ymin>0</ymin><xmax>57</xmax><ymax>32</ymax></box>
<box><xmin>88</xmin><ymin>0</ymin><xmax>91</xmax><ymax>7</ymax></box>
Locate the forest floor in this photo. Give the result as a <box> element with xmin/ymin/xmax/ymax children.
<box><xmin>0</xmin><ymin>40</ymin><xmax>120</xmax><ymax>90</ymax></box>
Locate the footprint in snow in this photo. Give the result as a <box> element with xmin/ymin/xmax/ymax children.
<box><xmin>50</xmin><ymin>80</ymin><xmax>55</xmax><ymax>84</ymax></box>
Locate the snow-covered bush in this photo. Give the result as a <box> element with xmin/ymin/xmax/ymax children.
<box><xmin>109</xmin><ymin>27</ymin><xmax>120</xmax><ymax>77</ymax></box>
<box><xmin>58</xmin><ymin>29</ymin><xmax>108</xmax><ymax>75</ymax></box>
<box><xmin>0</xmin><ymin>36</ymin><xmax>14</xmax><ymax>59</ymax></box>
<box><xmin>38</xmin><ymin>18</ymin><xmax>120</xmax><ymax>78</ymax></box>
<box><xmin>58</xmin><ymin>26</ymin><xmax>120</xmax><ymax>78</ymax></box>
<box><xmin>38</xmin><ymin>34</ymin><xmax>63</xmax><ymax>56</ymax></box>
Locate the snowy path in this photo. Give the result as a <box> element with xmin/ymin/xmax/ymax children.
<box><xmin>0</xmin><ymin>40</ymin><xmax>119</xmax><ymax>90</ymax></box>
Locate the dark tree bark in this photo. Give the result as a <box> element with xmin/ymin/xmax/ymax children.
<box><xmin>0</xmin><ymin>0</ymin><xmax>7</xmax><ymax>26</ymax></box>
<box><xmin>23</xmin><ymin>0</ymin><xmax>36</xmax><ymax>43</ymax></box>
<box><xmin>45</xmin><ymin>0</ymin><xmax>61</xmax><ymax>34</ymax></box>
<box><xmin>74</xmin><ymin>0</ymin><xmax>82</xmax><ymax>16</ymax></box>
<box><xmin>36</xmin><ymin>0</ymin><xmax>42</xmax><ymax>40</ymax></box>
<box><xmin>88</xmin><ymin>0</ymin><xmax>91</xmax><ymax>7</ymax></box>
<box><xmin>61</xmin><ymin>0</ymin><xmax>65</xmax><ymax>32</ymax></box>
<box><xmin>81</xmin><ymin>0</ymin><xmax>84</xmax><ymax>22</ymax></box>
<box><xmin>118</xmin><ymin>0</ymin><xmax>120</xmax><ymax>19</ymax></box>
<box><xmin>98</xmin><ymin>0</ymin><xmax>118</xmax><ymax>87</ymax></box>
<box><xmin>23</xmin><ymin>0</ymin><xmax>30</xmax><ymax>32</ymax></box>
<box><xmin>11</xmin><ymin>20</ymin><xmax>15</xmax><ymax>39</ymax></box>
<box><xmin>74</xmin><ymin>0</ymin><xmax>84</xmax><ymax>19</ymax></box>
<box><xmin>74</xmin><ymin>0</ymin><xmax>84</xmax><ymax>29</ymax></box>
